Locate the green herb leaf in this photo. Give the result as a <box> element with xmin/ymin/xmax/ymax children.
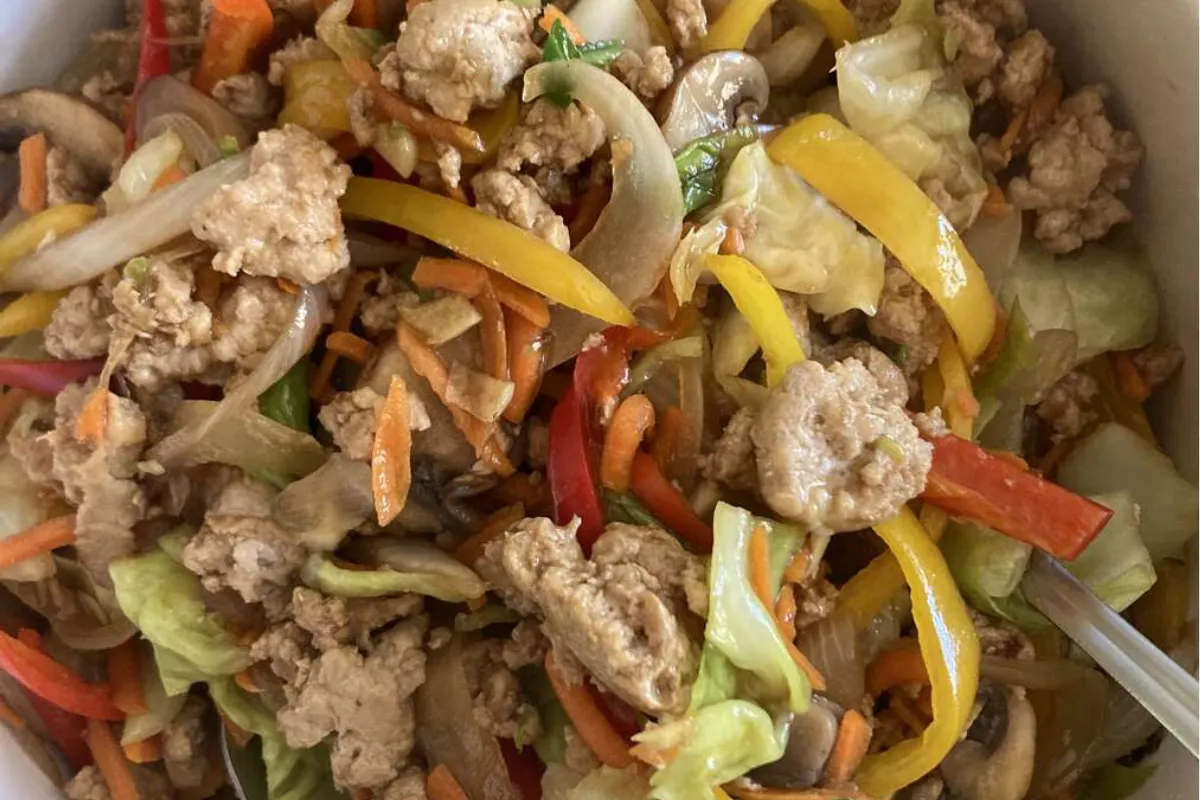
<box><xmin>604</xmin><ymin>491</ymin><xmax>665</xmax><ymax>527</ymax></box>
<box><xmin>540</xmin><ymin>20</ymin><xmax>622</xmax><ymax>107</ymax></box>
<box><xmin>674</xmin><ymin>127</ymin><xmax>759</xmax><ymax>215</ymax></box>
<box><xmin>258</xmin><ymin>360</ymin><xmax>310</xmax><ymax>433</ymax></box>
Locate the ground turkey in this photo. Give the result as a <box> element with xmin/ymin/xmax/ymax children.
<box><xmin>43</xmin><ymin>272</ymin><xmax>118</xmax><ymax>360</ymax></box>
<box><xmin>476</xmin><ymin>518</ymin><xmax>703</xmax><ymax>717</ymax></box>
<box><xmin>867</xmin><ymin>260</ymin><xmax>952</xmax><ymax>374</ymax></box>
<box><xmin>211</xmin><ymin>72</ymin><xmax>281</xmax><ymax>128</ymax></box>
<box><xmin>610</xmin><ymin>47</ymin><xmax>675</xmax><ymax>100</ymax></box>
<box><xmin>471</xmin><ymin>169</ymin><xmax>570</xmax><ymax>252</ymax></box>
<box><xmin>752</xmin><ymin>359</ymin><xmax>931</xmax><ymax>533</ymax></box>
<box><xmin>381</xmin><ymin>0</ymin><xmax>539</xmax><ymax>123</ymax></box>
<box><xmin>497</xmin><ymin>98</ymin><xmax>606</xmax><ymax>201</ymax></box>
<box><xmin>192</xmin><ymin>124</ymin><xmax>351</xmax><ymax>285</ymax></box>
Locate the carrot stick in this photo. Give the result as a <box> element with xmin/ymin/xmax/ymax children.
<box><xmin>74</xmin><ymin>386</ymin><xmax>109</xmax><ymax>445</ymax></box>
<box><xmin>599</xmin><ymin>395</ymin><xmax>656</xmax><ymax>492</ymax></box>
<box><xmin>568</xmin><ymin>179</ymin><xmax>611</xmax><ymax>244</ymax></box>
<box><xmin>326</xmin><ymin>331</ymin><xmax>375</xmax><ymax>365</ymax></box>
<box><xmin>151</xmin><ymin>165</ymin><xmax>187</xmax><ymax>191</ymax></box>
<box><xmin>502</xmin><ymin>310</ymin><xmax>547</xmax><ymax>425</ymax></box>
<box><xmin>823</xmin><ymin>709</ymin><xmax>871</xmax><ymax>784</ymax></box>
<box><xmin>106</xmin><ymin>642</ymin><xmax>147</xmax><ymax>716</ymax></box>
<box><xmin>396</xmin><ymin>322</ymin><xmax>514</xmax><ymax>476</ymax></box>
<box><xmin>192</xmin><ymin>0</ymin><xmax>275</xmax><ymax>94</ymax></box>
<box><xmin>411</xmin><ymin>257</ymin><xmax>490</xmax><ymax>297</ymax></box>
<box><xmin>474</xmin><ymin>285</ymin><xmax>508</xmax><ymax>382</ymax></box>
<box><xmin>194</xmin><ymin>266</ymin><xmax>224</xmax><ymax>312</ymax></box>
<box><xmin>233</xmin><ymin>670</ymin><xmax>261</xmax><ymax>694</ymax></box>
<box><xmin>0</xmin><ymin>694</ymin><xmax>26</xmax><ymax>730</ymax></box>
<box><xmin>749</xmin><ymin>525</ymin><xmax>827</xmax><ymax>690</ymax></box>
<box><xmin>0</xmin><ymin>515</ymin><xmax>77</xmax><ymax>571</ymax></box>
<box><xmin>342</xmin><ymin>60</ymin><xmax>485</xmax><ymax>153</ymax></box>
<box><xmin>17</xmin><ymin>133</ymin><xmax>48</xmax><ymax>215</ymax></box>
<box><xmin>649</xmin><ymin>406</ymin><xmax>685</xmax><ymax>481</ymax></box>
<box><xmin>783</xmin><ymin>549</ymin><xmax>811</xmax><ymax>585</ymax></box>
<box><xmin>774</xmin><ymin>586</ymin><xmax>797</xmax><ymax>643</ymax></box>
<box><xmin>539</xmin><ymin>5</ymin><xmax>586</xmax><ymax>43</ymax></box>
<box><xmin>489</xmin><ymin>273</ymin><xmax>551</xmax><ymax>328</ymax></box>
<box><xmin>427</xmin><ymin>764</ymin><xmax>470</xmax><ymax>800</ymax></box>
<box><xmin>310</xmin><ymin>270</ymin><xmax>377</xmax><ymax>401</ymax></box>
<box><xmin>85</xmin><ymin>718</ymin><xmax>141</xmax><ymax>800</ymax></box>
<box><xmin>349</xmin><ymin>0</ymin><xmax>379</xmax><ymax>27</ymax></box>
<box><xmin>865</xmin><ymin>643</ymin><xmax>928</xmax><ymax>695</ymax></box>
<box><xmin>1111</xmin><ymin>351</ymin><xmax>1150</xmax><ymax>402</ymax></box>
<box><xmin>122</xmin><ymin>735</ymin><xmax>162</xmax><ymax>764</ymax></box>
<box><xmin>371</xmin><ymin>376</ymin><xmax>413</xmax><ymax>526</ymax></box>
<box><xmin>0</xmin><ymin>388</ymin><xmax>29</xmax><ymax>431</ymax></box>
<box><xmin>888</xmin><ymin>693</ymin><xmax>927</xmax><ymax>735</ymax></box>
<box><xmin>453</xmin><ymin>502</ymin><xmax>525</xmax><ymax>566</ymax></box>
<box><xmin>544</xmin><ymin>651</ymin><xmax>633</xmax><ymax>768</ymax></box>
<box><xmin>980</xmin><ymin>182</ymin><xmax>1009</xmax><ymax>218</ymax></box>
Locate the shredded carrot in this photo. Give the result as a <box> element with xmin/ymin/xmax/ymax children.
<box><xmin>396</xmin><ymin>322</ymin><xmax>514</xmax><ymax>476</ymax></box>
<box><xmin>1111</xmin><ymin>351</ymin><xmax>1150</xmax><ymax>402</ymax></box>
<box><xmin>774</xmin><ymin>587</ymin><xmax>797</xmax><ymax>643</ymax></box>
<box><xmin>122</xmin><ymin>735</ymin><xmax>162</xmax><ymax>764</ymax></box>
<box><xmin>193</xmin><ymin>0</ymin><xmax>275</xmax><ymax>94</ymax></box>
<box><xmin>998</xmin><ymin>107</ymin><xmax>1029</xmax><ymax>156</ymax></box>
<box><xmin>487</xmin><ymin>473</ymin><xmax>548</xmax><ymax>511</ymax></box>
<box><xmin>719</xmin><ymin>225</ymin><xmax>745</xmax><ymax>255</ymax></box>
<box><xmin>17</xmin><ymin>133</ymin><xmax>48</xmax><ymax>215</ymax></box>
<box><xmin>865</xmin><ymin>643</ymin><xmax>929</xmax><ymax>695</ymax></box>
<box><xmin>275</xmin><ymin>277</ymin><xmax>300</xmax><ymax>295</ymax></box>
<box><xmin>978</xmin><ymin>308</ymin><xmax>1009</xmax><ymax>368</ymax></box>
<box><xmin>0</xmin><ymin>388</ymin><xmax>29</xmax><ymax>431</ymax></box>
<box><xmin>371</xmin><ymin>376</ymin><xmax>413</xmax><ymax>527</ymax></box>
<box><xmin>655</xmin><ymin>274</ymin><xmax>681</xmax><ymax>321</ymax></box>
<box><xmin>888</xmin><ymin>693</ymin><xmax>927</xmax><ymax>736</ymax></box>
<box><xmin>502</xmin><ymin>310</ymin><xmax>546</xmax><ymax>424</ymax></box>
<box><xmin>568</xmin><ymin>179</ymin><xmax>611</xmax><ymax>244</ymax></box>
<box><xmin>427</xmin><ymin>764</ymin><xmax>470</xmax><ymax>800</ymax></box>
<box><xmin>326</xmin><ymin>331</ymin><xmax>375</xmax><ymax>365</ymax></box>
<box><xmin>232</xmin><ymin>670</ymin><xmax>261</xmax><ymax>695</ymax></box>
<box><xmin>539</xmin><ymin>5</ymin><xmax>586</xmax><ymax>43</ymax></box>
<box><xmin>823</xmin><ymin>709</ymin><xmax>871</xmax><ymax>784</ymax></box>
<box><xmin>330</xmin><ymin>133</ymin><xmax>366</xmax><ymax>162</ymax></box>
<box><xmin>351</xmin><ymin>790</ymin><xmax>374</xmax><ymax>800</ymax></box>
<box><xmin>454</xmin><ymin>503</ymin><xmax>525</xmax><ymax>566</ymax></box>
<box><xmin>489</xmin><ymin>272</ymin><xmax>551</xmax><ymax>328</ymax></box>
<box><xmin>598</xmin><ymin>396</ymin><xmax>656</xmax><ymax>492</ymax></box>
<box><xmin>649</xmin><ymin>406</ymin><xmax>685</xmax><ymax>482</ymax></box>
<box><xmin>74</xmin><ymin>386</ymin><xmax>109</xmax><ymax>446</ymax></box>
<box><xmin>474</xmin><ymin>285</ymin><xmax>509</xmax><ymax>382</ymax></box>
<box><xmin>411</xmin><ymin>256</ymin><xmax>490</xmax><ymax>296</ymax></box>
<box><xmin>0</xmin><ymin>694</ymin><xmax>26</xmax><ymax>730</ymax></box>
<box><xmin>783</xmin><ymin>549</ymin><xmax>811</xmax><ymax>585</ymax></box>
<box><xmin>724</xmin><ymin>786</ymin><xmax>875</xmax><ymax>800</ymax></box>
<box><xmin>310</xmin><ymin>270</ymin><xmax>378</xmax><ymax>401</ymax></box>
<box><xmin>17</xmin><ymin>628</ymin><xmax>40</xmax><ymax>650</ymax></box>
<box><xmin>107</xmin><ymin>641</ymin><xmax>147</xmax><ymax>716</ymax></box>
<box><xmin>749</xmin><ymin>525</ymin><xmax>827</xmax><ymax>690</ymax></box>
<box><xmin>151</xmin><ymin>165</ymin><xmax>187</xmax><ymax>191</ymax></box>
<box><xmin>1022</xmin><ymin>72</ymin><xmax>1064</xmax><ymax>150</ymax></box>
<box><xmin>342</xmin><ymin>60</ymin><xmax>485</xmax><ymax>153</ymax></box>
<box><xmin>86</xmin><ymin>718</ymin><xmax>141</xmax><ymax>800</ymax></box>
<box><xmin>545</xmin><ymin>651</ymin><xmax>633</xmax><ymax>768</ymax></box>
<box><xmin>0</xmin><ymin>515</ymin><xmax>77</xmax><ymax>571</ymax></box>
<box><xmin>981</xmin><ymin>182</ymin><xmax>1010</xmax><ymax>218</ymax></box>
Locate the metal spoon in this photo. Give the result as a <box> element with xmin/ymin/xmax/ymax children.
<box><xmin>1022</xmin><ymin>551</ymin><xmax>1200</xmax><ymax>757</ymax></box>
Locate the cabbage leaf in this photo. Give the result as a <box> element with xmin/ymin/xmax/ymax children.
<box><xmin>301</xmin><ymin>550</ymin><xmax>485</xmax><ymax>602</ymax></box>
<box><xmin>121</xmin><ymin>645</ymin><xmax>188</xmax><ymax>745</ymax></box>
<box><xmin>668</xmin><ymin>141</ymin><xmax>885</xmax><ymax>316</ymax></box>
<box><xmin>0</xmin><ymin>449</ymin><xmax>56</xmax><ymax>582</ymax></box>
<box><xmin>568</xmin><ymin>766</ymin><xmax>650</xmax><ymax>800</ymax></box>
<box><xmin>110</xmin><ymin>549</ymin><xmax>252</xmax><ymax>694</ymax></box>
<box><xmin>167</xmin><ymin>400</ymin><xmax>327</xmax><ymax>479</ymax></box>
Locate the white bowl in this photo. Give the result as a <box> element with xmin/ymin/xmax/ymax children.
<box><xmin>0</xmin><ymin>0</ymin><xmax>1194</xmax><ymax>797</ymax></box>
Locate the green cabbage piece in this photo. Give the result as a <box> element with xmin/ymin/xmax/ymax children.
<box><xmin>109</xmin><ymin>550</ymin><xmax>252</xmax><ymax>694</ymax></box>
<box><xmin>518</xmin><ymin>666</ymin><xmax>569</xmax><ymax>764</ymax></box>
<box><xmin>639</xmin><ymin>700</ymin><xmax>785</xmax><ymax>800</ymax></box>
<box><xmin>121</xmin><ymin>645</ymin><xmax>188</xmax><ymax>745</ymax></box>
<box><xmin>300</xmin><ymin>550</ymin><xmax>485</xmax><ymax>602</ymax></box>
<box><xmin>569</xmin><ymin>766</ymin><xmax>650</xmax><ymax>800</ymax></box>
<box><xmin>210</xmin><ymin>678</ymin><xmax>343</xmax><ymax>800</ymax></box>
<box><xmin>835</xmin><ymin>23</ymin><xmax>987</xmax><ymax>228</ymax></box>
<box><xmin>1064</xmin><ymin>492</ymin><xmax>1155</xmax><ymax>612</ymax></box>
<box><xmin>167</xmin><ymin>400</ymin><xmax>327</xmax><ymax>479</ymax></box>
<box><xmin>708</xmin><ymin>502</ymin><xmax>809</xmax><ymax>713</ymax></box>
<box><xmin>668</xmin><ymin>141</ymin><xmax>885</xmax><ymax>316</ymax></box>
<box><xmin>0</xmin><ymin>448</ymin><xmax>56</xmax><ymax>582</ymax></box>
<box><xmin>1058</xmin><ymin>423</ymin><xmax>1198</xmax><ymax>561</ymax></box>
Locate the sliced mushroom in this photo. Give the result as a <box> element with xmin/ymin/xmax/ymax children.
<box><xmin>751</xmin><ymin>695</ymin><xmax>841</xmax><ymax>789</ymax></box>
<box><xmin>0</xmin><ymin>89</ymin><xmax>123</xmax><ymax>182</ymax></box>
<box><xmin>657</xmin><ymin>51</ymin><xmax>770</xmax><ymax>151</ymax></box>
<box><xmin>940</xmin><ymin>683</ymin><xmax>1038</xmax><ymax>800</ymax></box>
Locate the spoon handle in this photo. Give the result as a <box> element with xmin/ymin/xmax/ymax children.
<box><xmin>1023</xmin><ymin>551</ymin><xmax>1199</xmax><ymax>758</ymax></box>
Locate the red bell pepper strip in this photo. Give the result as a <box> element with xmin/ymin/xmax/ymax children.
<box><xmin>0</xmin><ymin>358</ymin><xmax>104</xmax><ymax>396</ymax></box>
<box><xmin>125</xmin><ymin>0</ymin><xmax>173</xmax><ymax>154</ymax></box>
<box><xmin>922</xmin><ymin>434</ymin><xmax>1114</xmax><ymax>560</ymax></box>
<box><xmin>499</xmin><ymin>738</ymin><xmax>545</xmax><ymax>800</ymax></box>
<box><xmin>192</xmin><ymin>0</ymin><xmax>275</xmax><ymax>95</ymax></box>
<box><xmin>548</xmin><ymin>385</ymin><xmax>606</xmax><ymax>551</ymax></box>
<box><xmin>629</xmin><ymin>451</ymin><xmax>713</xmax><ymax>552</ymax></box>
<box><xmin>0</xmin><ymin>630</ymin><xmax>123</xmax><ymax>721</ymax></box>
<box><xmin>23</xmin><ymin>687</ymin><xmax>92</xmax><ymax>770</ymax></box>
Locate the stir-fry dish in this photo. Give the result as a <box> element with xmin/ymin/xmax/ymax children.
<box><xmin>0</xmin><ymin>0</ymin><xmax>1195</xmax><ymax>798</ymax></box>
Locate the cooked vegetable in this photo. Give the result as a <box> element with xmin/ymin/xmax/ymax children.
<box><xmin>659</xmin><ymin>55</ymin><xmax>767</xmax><ymax>151</ymax></box>
<box><xmin>192</xmin><ymin>0</ymin><xmax>275</xmax><ymax>94</ymax></box>
<box><xmin>700</xmin><ymin>0</ymin><xmax>776</xmax><ymax>53</ymax></box>
<box><xmin>769</xmin><ymin>114</ymin><xmax>996</xmax><ymax>363</ymax></box>
<box><xmin>674</xmin><ymin>127</ymin><xmax>759</xmax><ymax>215</ymax></box>
<box><xmin>705</xmin><ymin>254</ymin><xmax>805</xmax><ymax>386</ymax></box>
<box><xmin>371</xmin><ymin>375</ymin><xmax>413</xmax><ymax>526</ymax></box>
<box><xmin>121</xmin><ymin>646</ymin><xmax>187</xmax><ymax>745</ymax></box>
<box><xmin>0</xmin><ymin>203</ymin><xmax>98</xmax><ymax>274</ymax></box>
<box><xmin>630</xmin><ymin>452</ymin><xmax>713</xmax><ymax>551</ymax></box>
<box><xmin>545</xmin><ymin>651</ymin><xmax>633</xmax><ymax>768</ymax></box>
<box><xmin>274</xmin><ymin>456</ymin><xmax>373</xmax><ymax>553</ymax></box>
<box><xmin>278</xmin><ymin>60</ymin><xmax>357</xmax><ymax>134</ymax></box>
<box><xmin>106</xmin><ymin>641</ymin><xmax>147</xmax><ymax>717</ymax></box>
<box><xmin>308</xmin><ymin>539</ymin><xmax>486</xmax><ymax>601</ymax></box>
<box><xmin>599</xmin><ymin>394</ymin><xmax>656</xmax><ymax>492</ymax></box>
<box><xmin>0</xmin><ymin>454</ymin><xmax>60</xmax><ymax>582</ymax></box>
<box><xmin>0</xmin><ymin>515</ymin><xmax>76</xmax><ymax>574</ymax></box>
<box><xmin>0</xmin><ymin>629</ymin><xmax>121</xmax><ymax>720</ymax></box>
<box><xmin>258</xmin><ymin>360</ymin><xmax>310</xmax><ymax>433</ymax></box>
<box><xmin>85</xmin><ymin>718</ymin><xmax>140</xmax><ymax>800</ymax></box>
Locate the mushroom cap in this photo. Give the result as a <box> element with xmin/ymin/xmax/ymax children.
<box><xmin>657</xmin><ymin>51</ymin><xmax>770</xmax><ymax>151</ymax></box>
<box><xmin>0</xmin><ymin>89</ymin><xmax>123</xmax><ymax>182</ymax></box>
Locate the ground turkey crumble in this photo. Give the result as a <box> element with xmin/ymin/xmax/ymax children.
<box><xmin>610</xmin><ymin>47</ymin><xmax>675</xmax><ymax>101</ymax></box>
<box><xmin>752</xmin><ymin>359</ymin><xmax>931</xmax><ymax>534</ymax></box>
<box><xmin>319</xmin><ymin>387</ymin><xmax>386</xmax><ymax>461</ymax></box>
<box><xmin>1035</xmin><ymin>370</ymin><xmax>1099</xmax><ymax>443</ymax></box>
<box><xmin>211</xmin><ymin>71</ymin><xmax>281</xmax><ymax>127</ymax></box>
<box><xmin>497</xmin><ymin>98</ymin><xmax>606</xmax><ymax>180</ymax></box>
<box><xmin>161</xmin><ymin>696</ymin><xmax>210</xmax><ymax>789</ymax></box>
<box><xmin>381</xmin><ymin>0</ymin><xmax>539</xmax><ymax>123</ymax></box>
<box><xmin>462</xmin><ymin>638</ymin><xmax>540</xmax><ymax>742</ymax></box>
<box><xmin>192</xmin><ymin>124</ymin><xmax>351</xmax><ymax>285</ymax></box>
<box><xmin>867</xmin><ymin>260</ymin><xmax>952</xmax><ymax>374</ymax></box>
<box><xmin>268</xmin><ymin>36</ymin><xmax>334</xmax><ymax>85</ymax></box>
<box><xmin>476</xmin><ymin>518</ymin><xmax>703</xmax><ymax>717</ymax></box>
<box><xmin>471</xmin><ymin>169</ymin><xmax>571</xmax><ymax>252</ymax></box>
<box><xmin>667</xmin><ymin>0</ymin><xmax>708</xmax><ymax>50</ymax></box>
<box><xmin>43</xmin><ymin>272</ymin><xmax>119</xmax><ymax>360</ymax></box>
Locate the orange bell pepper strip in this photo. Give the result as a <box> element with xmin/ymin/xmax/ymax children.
<box><xmin>192</xmin><ymin>0</ymin><xmax>274</xmax><ymax>94</ymax></box>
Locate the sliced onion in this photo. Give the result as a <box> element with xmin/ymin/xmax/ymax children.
<box><xmin>149</xmin><ymin>286</ymin><xmax>328</xmax><ymax>469</ymax></box>
<box><xmin>373</xmin><ymin>123</ymin><xmax>418</xmax><ymax>179</ymax></box>
<box><xmin>445</xmin><ymin>361</ymin><xmax>515</xmax><ymax>423</ymax></box>
<box><xmin>758</xmin><ymin>23</ymin><xmax>825</xmax><ymax>87</ymax></box>
<box><xmin>136</xmin><ymin>75</ymin><xmax>252</xmax><ymax>151</ymax></box>
<box><xmin>155</xmin><ymin>400</ymin><xmax>328</xmax><ymax>475</ymax></box>
<box><xmin>796</xmin><ymin>613</ymin><xmax>865</xmax><ymax>710</ymax></box>
<box><xmin>143</xmin><ymin>112</ymin><xmax>222</xmax><ymax>168</ymax></box>
<box><xmin>0</xmin><ymin>151</ymin><xmax>250</xmax><ymax>292</ymax></box>
<box><xmin>4</xmin><ymin>557</ymin><xmax>136</xmax><ymax>651</ymax></box>
<box><xmin>275</xmin><ymin>454</ymin><xmax>373</xmax><ymax>551</ymax></box>
<box><xmin>523</xmin><ymin>61</ymin><xmax>684</xmax><ymax>364</ymax></box>
<box><xmin>979</xmin><ymin>655</ymin><xmax>1096</xmax><ymax>691</ymax></box>
<box><xmin>400</xmin><ymin>295</ymin><xmax>482</xmax><ymax>346</ymax></box>
<box><xmin>961</xmin><ymin>205</ymin><xmax>1023</xmax><ymax>290</ymax></box>
<box><xmin>414</xmin><ymin>632</ymin><xmax>521</xmax><ymax>800</ymax></box>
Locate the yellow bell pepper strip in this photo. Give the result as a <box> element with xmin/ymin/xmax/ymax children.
<box><xmin>704</xmin><ymin>254</ymin><xmax>805</xmax><ymax>387</ymax></box>
<box><xmin>856</xmin><ymin>506</ymin><xmax>980</xmax><ymax>797</ymax></box>
<box><xmin>0</xmin><ymin>290</ymin><xmax>67</xmax><ymax>337</ymax></box>
<box><xmin>699</xmin><ymin>0</ymin><xmax>778</xmax><ymax>53</ymax></box>
<box><xmin>633</xmin><ymin>0</ymin><xmax>677</xmax><ymax>54</ymax></box>
<box><xmin>792</xmin><ymin>0</ymin><xmax>857</xmax><ymax>46</ymax></box>
<box><xmin>341</xmin><ymin>178</ymin><xmax>634</xmax><ymax>326</ymax></box>
<box><xmin>936</xmin><ymin>337</ymin><xmax>978</xmax><ymax>438</ymax></box>
<box><xmin>0</xmin><ymin>204</ymin><xmax>97</xmax><ymax>275</ymax></box>
<box><xmin>767</xmin><ymin>114</ymin><xmax>996</xmax><ymax>365</ymax></box>
<box><xmin>277</xmin><ymin>60</ymin><xmax>356</xmax><ymax>135</ymax></box>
